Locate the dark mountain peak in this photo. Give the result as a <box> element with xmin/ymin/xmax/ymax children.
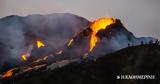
<box><xmin>96</xmin><ymin>19</ymin><xmax>134</xmax><ymax>39</ymax></box>
<box><xmin>68</xmin><ymin>18</ymin><xmax>156</xmax><ymax>56</ymax></box>
<box><xmin>0</xmin><ymin>15</ymin><xmax>22</xmax><ymax>20</ymax></box>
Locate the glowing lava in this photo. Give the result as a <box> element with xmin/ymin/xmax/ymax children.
<box><xmin>36</xmin><ymin>40</ymin><xmax>45</xmax><ymax>48</ymax></box>
<box><xmin>21</xmin><ymin>53</ymin><xmax>28</xmax><ymax>61</ymax></box>
<box><xmin>21</xmin><ymin>53</ymin><xmax>30</xmax><ymax>61</ymax></box>
<box><xmin>2</xmin><ymin>69</ymin><xmax>14</xmax><ymax>78</ymax></box>
<box><xmin>89</xmin><ymin>17</ymin><xmax>115</xmax><ymax>52</ymax></box>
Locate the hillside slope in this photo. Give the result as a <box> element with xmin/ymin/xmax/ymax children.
<box><xmin>0</xmin><ymin>13</ymin><xmax>156</xmax><ymax>70</ymax></box>
<box><xmin>13</xmin><ymin>44</ymin><xmax>160</xmax><ymax>84</ymax></box>
<box><xmin>0</xmin><ymin>13</ymin><xmax>91</xmax><ymax>66</ymax></box>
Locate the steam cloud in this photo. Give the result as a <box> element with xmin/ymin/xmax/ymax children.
<box><xmin>0</xmin><ymin>13</ymin><xmax>156</xmax><ymax>69</ymax></box>
<box><xmin>0</xmin><ymin>13</ymin><xmax>90</xmax><ymax>67</ymax></box>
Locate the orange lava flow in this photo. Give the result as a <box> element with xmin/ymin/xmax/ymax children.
<box><xmin>2</xmin><ymin>69</ymin><xmax>14</xmax><ymax>78</ymax></box>
<box><xmin>89</xmin><ymin>17</ymin><xmax>115</xmax><ymax>52</ymax></box>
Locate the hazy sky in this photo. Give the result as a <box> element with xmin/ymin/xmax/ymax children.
<box><xmin>0</xmin><ymin>0</ymin><xmax>160</xmax><ymax>39</ymax></box>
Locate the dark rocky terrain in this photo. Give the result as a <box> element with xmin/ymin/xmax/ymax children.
<box><xmin>5</xmin><ymin>44</ymin><xmax>159</xmax><ymax>84</ymax></box>
<box><xmin>0</xmin><ymin>13</ymin><xmax>159</xmax><ymax>84</ymax></box>
<box><xmin>0</xmin><ymin>13</ymin><xmax>156</xmax><ymax>68</ymax></box>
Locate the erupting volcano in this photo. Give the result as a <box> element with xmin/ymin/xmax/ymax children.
<box><xmin>89</xmin><ymin>17</ymin><xmax>115</xmax><ymax>52</ymax></box>
<box><xmin>0</xmin><ymin>13</ymin><xmax>157</xmax><ymax>84</ymax></box>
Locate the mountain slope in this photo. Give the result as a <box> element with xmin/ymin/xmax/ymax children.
<box><xmin>13</xmin><ymin>44</ymin><xmax>160</xmax><ymax>84</ymax></box>
<box><xmin>0</xmin><ymin>13</ymin><xmax>157</xmax><ymax>78</ymax></box>
<box><xmin>0</xmin><ymin>13</ymin><xmax>91</xmax><ymax>66</ymax></box>
<box><xmin>66</xmin><ymin>19</ymin><xmax>156</xmax><ymax>56</ymax></box>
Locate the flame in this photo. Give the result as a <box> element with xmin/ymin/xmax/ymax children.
<box><xmin>2</xmin><ymin>69</ymin><xmax>14</xmax><ymax>78</ymax></box>
<box><xmin>36</xmin><ymin>40</ymin><xmax>45</xmax><ymax>48</ymax></box>
<box><xmin>89</xmin><ymin>17</ymin><xmax>115</xmax><ymax>52</ymax></box>
<box><xmin>21</xmin><ymin>53</ymin><xmax>28</xmax><ymax>61</ymax></box>
<box><xmin>20</xmin><ymin>45</ymin><xmax>33</xmax><ymax>61</ymax></box>
<box><xmin>56</xmin><ymin>50</ymin><xmax>63</xmax><ymax>55</ymax></box>
<box><xmin>67</xmin><ymin>39</ymin><xmax>74</xmax><ymax>47</ymax></box>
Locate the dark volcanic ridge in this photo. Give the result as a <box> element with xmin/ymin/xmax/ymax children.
<box><xmin>2</xmin><ymin>44</ymin><xmax>160</xmax><ymax>84</ymax></box>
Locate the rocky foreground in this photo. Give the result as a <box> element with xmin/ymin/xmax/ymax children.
<box><xmin>1</xmin><ymin>44</ymin><xmax>160</xmax><ymax>84</ymax></box>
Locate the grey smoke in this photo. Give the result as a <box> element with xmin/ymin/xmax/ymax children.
<box><xmin>0</xmin><ymin>13</ymin><xmax>90</xmax><ymax>66</ymax></box>
<box><xmin>0</xmin><ymin>13</ymin><xmax>156</xmax><ymax>68</ymax></box>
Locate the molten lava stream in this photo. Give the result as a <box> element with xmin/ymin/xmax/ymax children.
<box><xmin>2</xmin><ymin>69</ymin><xmax>14</xmax><ymax>78</ymax></box>
<box><xmin>89</xmin><ymin>17</ymin><xmax>115</xmax><ymax>52</ymax></box>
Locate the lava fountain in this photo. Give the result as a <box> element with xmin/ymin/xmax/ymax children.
<box><xmin>89</xmin><ymin>17</ymin><xmax>115</xmax><ymax>52</ymax></box>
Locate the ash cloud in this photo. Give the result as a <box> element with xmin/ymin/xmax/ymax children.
<box><xmin>0</xmin><ymin>13</ymin><xmax>90</xmax><ymax>67</ymax></box>
<box><xmin>0</xmin><ymin>13</ymin><xmax>157</xmax><ymax>69</ymax></box>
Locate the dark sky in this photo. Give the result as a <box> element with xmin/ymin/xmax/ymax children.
<box><xmin>0</xmin><ymin>0</ymin><xmax>159</xmax><ymax>39</ymax></box>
